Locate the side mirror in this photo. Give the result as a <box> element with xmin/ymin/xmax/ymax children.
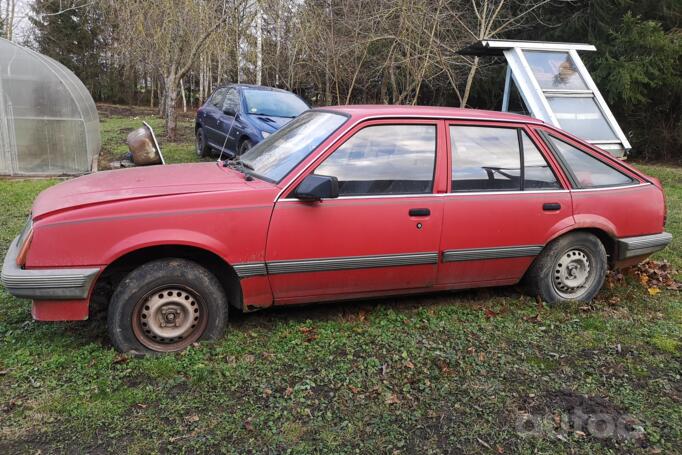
<box><xmin>223</xmin><ymin>106</ymin><xmax>236</xmax><ymax>116</ymax></box>
<box><xmin>294</xmin><ymin>174</ymin><xmax>339</xmax><ymax>201</ymax></box>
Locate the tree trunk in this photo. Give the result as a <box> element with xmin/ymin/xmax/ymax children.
<box><xmin>180</xmin><ymin>77</ymin><xmax>187</xmax><ymax>113</ymax></box>
<box><xmin>150</xmin><ymin>74</ymin><xmax>155</xmax><ymax>108</ymax></box>
<box><xmin>164</xmin><ymin>74</ymin><xmax>179</xmax><ymax>140</ymax></box>
<box><xmin>256</xmin><ymin>4</ymin><xmax>263</xmax><ymax>85</ymax></box>
<box><xmin>460</xmin><ymin>56</ymin><xmax>479</xmax><ymax>108</ymax></box>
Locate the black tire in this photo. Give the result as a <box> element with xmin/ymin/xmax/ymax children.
<box><xmin>107</xmin><ymin>258</ymin><xmax>227</xmax><ymax>354</ymax></box>
<box><xmin>238</xmin><ymin>138</ymin><xmax>253</xmax><ymax>156</ymax></box>
<box><xmin>196</xmin><ymin>127</ymin><xmax>210</xmax><ymax>158</ymax></box>
<box><xmin>525</xmin><ymin>232</ymin><xmax>607</xmax><ymax>304</ymax></box>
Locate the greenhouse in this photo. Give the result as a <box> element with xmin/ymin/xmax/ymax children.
<box><xmin>0</xmin><ymin>38</ymin><xmax>100</xmax><ymax>176</ymax></box>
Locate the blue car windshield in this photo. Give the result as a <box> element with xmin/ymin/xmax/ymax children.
<box><xmin>243</xmin><ymin>90</ymin><xmax>309</xmax><ymax>118</ymax></box>
<box><xmin>241</xmin><ymin>111</ymin><xmax>347</xmax><ymax>183</ymax></box>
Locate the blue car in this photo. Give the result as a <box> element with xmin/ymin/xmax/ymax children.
<box><xmin>195</xmin><ymin>84</ymin><xmax>309</xmax><ymax>158</ymax></box>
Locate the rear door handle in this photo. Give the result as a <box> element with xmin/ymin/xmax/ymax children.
<box><xmin>409</xmin><ymin>208</ymin><xmax>430</xmax><ymax>217</ymax></box>
<box><xmin>543</xmin><ymin>203</ymin><xmax>561</xmax><ymax>211</ymax></box>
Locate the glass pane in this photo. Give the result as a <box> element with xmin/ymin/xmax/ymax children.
<box><xmin>243</xmin><ymin>89</ymin><xmax>308</xmax><ymax>118</ymax></box>
<box><xmin>224</xmin><ymin>89</ymin><xmax>240</xmax><ymax>111</ymax></box>
<box><xmin>241</xmin><ymin>111</ymin><xmax>347</xmax><ymax>182</ymax></box>
<box><xmin>450</xmin><ymin>126</ymin><xmax>520</xmax><ymax>191</ymax></box>
<box><xmin>315</xmin><ymin>124</ymin><xmax>436</xmax><ymax>196</ymax></box>
<box><xmin>547</xmin><ymin>136</ymin><xmax>633</xmax><ymax>188</ymax></box>
<box><xmin>210</xmin><ymin>89</ymin><xmax>226</xmax><ymax>108</ymax></box>
<box><xmin>524</xmin><ymin>51</ymin><xmax>588</xmax><ymax>90</ymax></box>
<box><xmin>522</xmin><ymin>133</ymin><xmax>561</xmax><ymax>189</ymax></box>
<box><xmin>547</xmin><ymin>97</ymin><xmax>617</xmax><ymax>141</ymax></box>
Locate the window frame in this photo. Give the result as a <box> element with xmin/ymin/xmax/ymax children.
<box><xmin>446</xmin><ymin>121</ymin><xmax>565</xmax><ymax>193</ymax></box>
<box><xmin>536</xmin><ymin>128</ymin><xmax>639</xmax><ymax>190</ymax></box>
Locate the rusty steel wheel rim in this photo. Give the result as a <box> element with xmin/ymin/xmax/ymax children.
<box><xmin>132</xmin><ymin>285</ymin><xmax>208</xmax><ymax>352</ymax></box>
<box><xmin>552</xmin><ymin>248</ymin><xmax>594</xmax><ymax>299</ymax></box>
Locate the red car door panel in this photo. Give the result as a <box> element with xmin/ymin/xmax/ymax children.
<box><xmin>266</xmin><ymin>196</ymin><xmax>444</xmax><ymax>300</ymax></box>
<box><xmin>437</xmin><ymin>191</ymin><xmax>574</xmax><ymax>284</ymax></box>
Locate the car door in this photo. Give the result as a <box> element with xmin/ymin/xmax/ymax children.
<box><xmin>265</xmin><ymin>119</ymin><xmax>447</xmax><ymax>303</ymax></box>
<box><xmin>202</xmin><ymin>88</ymin><xmax>227</xmax><ymax>147</ymax></box>
<box><xmin>214</xmin><ymin>88</ymin><xmax>241</xmax><ymax>155</ymax></box>
<box><xmin>437</xmin><ymin>121</ymin><xmax>574</xmax><ymax>286</ymax></box>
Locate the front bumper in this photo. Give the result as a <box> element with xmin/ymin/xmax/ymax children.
<box><xmin>1</xmin><ymin>235</ymin><xmax>100</xmax><ymax>300</ymax></box>
<box><xmin>617</xmin><ymin>232</ymin><xmax>673</xmax><ymax>260</ymax></box>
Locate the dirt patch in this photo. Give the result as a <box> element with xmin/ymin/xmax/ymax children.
<box><xmin>514</xmin><ymin>389</ymin><xmax>648</xmax><ymax>448</ymax></box>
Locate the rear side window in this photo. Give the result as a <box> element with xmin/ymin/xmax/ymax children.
<box><xmin>315</xmin><ymin>124</ymin><xmax>436</xmax><ymax>196</ymax></box>
<box><xmin>450</xmin><ymin>125</ymin><xmax>560</xmax><ymax>191</ymax></box>
<box><xmin>546</xmin><ymin>136</ymin><xmax>634</xmax><ymax>188</ymax></box>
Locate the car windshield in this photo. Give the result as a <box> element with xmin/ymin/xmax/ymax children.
<box><xmin>241</xmin><ymin>111</ymin><xmax>347</xmax><ymax>183</ymax></box>
<box><xmin>243</xmin><ymin>89</ymin><xmax>309</xmax><ymax>118</ymax></box>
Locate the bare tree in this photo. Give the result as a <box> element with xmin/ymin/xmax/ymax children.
<box><xmin>108</xmin><ymin>0</ymin><xmax>231</xmax><ymax>140</ymax></box>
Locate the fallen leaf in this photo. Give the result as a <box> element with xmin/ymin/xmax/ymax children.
<box><xmin>385</xmin><ymin>393</ymin><xmax>400</xmax><ymax>405</ymax></box>
<box><xmin>112</xmin><ymin>354</ymin><xmax>128</xmax><ymax>365</ymax></box>
<box><xmin>284</xmin><ymin>387</ymin><xmax>293</xmax><ymax>397</ymax></box>
<box><xmin>263</xmin><ymin>388</ymin><xmax>272</xmax><ymax>398</ymax></box>
<box><xmin>184</xmin><ymin>414</ymin><xmax>199</xmax><ymax>423</ymax></box>
<box><xmin>349</xmin><ymin>385</ymin><xmax>360</xmax><ymax>394</ymax></box>
<box><xmin>404</xmin><ymin>360</ymin><xmax>414</xmax><ymax>369</ymax></box>
<box><xmin>523</xmin><ymin>313</ymin><xmax>542</xmax><ymax>324</ymax></box>
<box><xmin>648</xmin><ymin>287</ymin><xmax>661</xmax><ymax>296</ymax></box>
<box><xmin>483</xmin><ymin>308</ymin><xmax>498</xmax><ymax>319</ymax></box>
<box><xmin>136</xmin><ymin>403</ymin><xmax>148</xmax><ymax>409</ymax></box>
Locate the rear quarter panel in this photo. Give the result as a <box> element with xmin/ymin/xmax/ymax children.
<box><xmin>571</xmin><ymin>184</ymin><xmax>664</xmax><ymax>238</ymax></box>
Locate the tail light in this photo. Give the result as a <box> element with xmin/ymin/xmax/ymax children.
<box><xmin>16</xmin><ymin>228</ymin><xmax>33</xmax><ymax>267</ymax></box>
<box><xmin>15</xmin><ymin>217</ymin><xmax>33</xmax><ymax>267</ymax></box>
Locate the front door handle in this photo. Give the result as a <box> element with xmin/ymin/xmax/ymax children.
<box><xmin>543</xmin><ymin>203</ymin><xmax>561</xmax><ymax>211</ymax></box>
<box><xmin>409</xmin><ymin>208</ymin><xmax>430</xmax><ymax>217</ymax></box>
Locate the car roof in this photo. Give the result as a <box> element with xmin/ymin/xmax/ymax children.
<box><xmin>316</xmin><ymin>104</ymin><xmax>544</xmax><ymax>124</ymax></box>
<box><xmin>222</xmin><ymin>83</ymin><xmax>293</xmax><ymax>94</ymax></box>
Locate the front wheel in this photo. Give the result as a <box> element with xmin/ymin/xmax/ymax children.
<box><xmin>525</xmin><ymin>232</ymin><xmax>607</xmax><ymax>304</ymax></box>
<box><xmin>238</xmin><ymin>139</ymin><xmax>253</xmax><ymax>156</ymax></box>
<box><xmin>107</xmin><ymin>258</ymin><xmax>227</xmax><ymax>354</ymax></box>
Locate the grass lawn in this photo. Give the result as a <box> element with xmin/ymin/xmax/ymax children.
<box><xmin>0</xmin><ymin>106</ymin><xmax>680</xmax><ymax>454</ymax></box>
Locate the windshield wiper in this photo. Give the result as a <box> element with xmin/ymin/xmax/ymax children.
<box><xmin>222</xmin><ymin>157</ymin><xmax>255</xmax><ymax>180</ymax></box>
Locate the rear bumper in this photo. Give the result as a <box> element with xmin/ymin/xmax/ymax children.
<box><xmin>1</xmin><ymin>235</ymin><xmax>100</xmax><ymax>300</ymax></box>
<box><xmin>617</xmin><ymin>232</ymin><xmax>673</xmax><ymax>260</ymax></box>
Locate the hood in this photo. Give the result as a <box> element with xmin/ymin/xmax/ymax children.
<box><xmin>250</xmin><ymin>114</ymin><xmax>294</xmax><ymax>131</ymax></box>
<box><xmin>33</xmin><ymin>162</ymin><xmax>249</xmax><ymax>218</ymax></box>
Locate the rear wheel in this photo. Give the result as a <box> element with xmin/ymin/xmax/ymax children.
<box><xmin>107</xmin><ymin>258</ymin><xmax>227</xmax><ymax>354</ymax></box>
<box><xmin>196</xmin><ymin>127</ymin><xmax>210</xmax><ymax>158</ymax></box>
<box><xmin>525</xmin><ymin>232</ymin><xmax>607</xmax><ymax>304</ymax></box>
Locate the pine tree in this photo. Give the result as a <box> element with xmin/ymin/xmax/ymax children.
<box><xmin>28</xmin><ymin>0</ymin><xmax>105</xmax><ymax>100</ymax></box>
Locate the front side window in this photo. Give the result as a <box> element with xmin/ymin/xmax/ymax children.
<box><xmin>546</xmin><ymin>135</ymin><xmax>634</xmax><ymax>188</ymax></box>
<box><xmin>315</xmin><ymin>124</ymin><xmax>436</xmax><ymax>196</ymax></box>
<box><xmin>210</xmin><ymin>89</ymin><xmax>226</xmax><ymax>108</ymax></box>
<box><xmin>223</xmin><ymin>88</ymin><xmax>240</xmax><ymax>113</ymax></box>
<box><xmin>450</xmin><ymin>125</ymin><xmax>560</xmax><ymax>191</ymax></box>
<box><xmin>241</xmin><ymin>111</ymin><xmax>347</xmax><ymax>183</ymax></box>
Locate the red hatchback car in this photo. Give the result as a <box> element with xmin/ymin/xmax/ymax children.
<box><xmin>1</xmin><ymin>106</ymin><xmax>672</xmax><ymax>353</ymax></box>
